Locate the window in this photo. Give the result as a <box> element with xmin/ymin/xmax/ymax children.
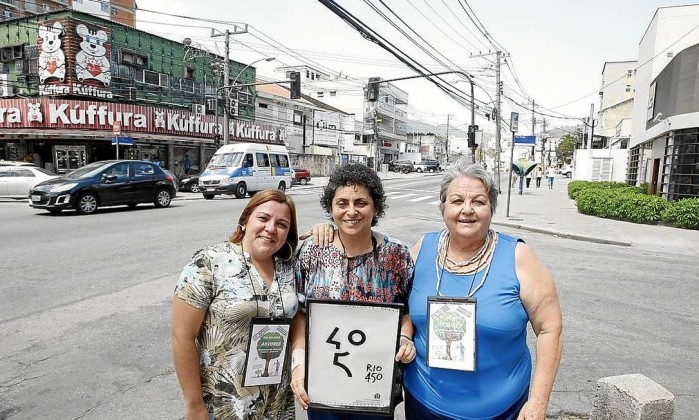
<box><xmin>627</xmin><ymin>70</ymin><xmax>633</xmax><ymax>77</ymax></box>
<box><xmin>667</xmin><ymin>52</ymin><xmax>674</xmax><ymax>58</ymax></box>
<box><xmin>317</xmin><ymin>91</ymin><xmax>324</xmax><ymax>98</ymax></box>
<box><xmin>121</xmin><ymin>50</ymin><xmax>148</xmax><ymax>68</ymax></box>
<box><xmin>100</xmin><ymin>3</ymin><xmax>110</xmax><ymax>12</ymax></box>
<box><xmin>184</xmin><ymin>67</ymin><xmax>195</xmax><ymax>80</ymax></box>
<box><xmin>625</xmin><ymin>85</ymin><xmax>631</xmax><ymax>92</ymax></box>
<box><xmin>259</xmin><ymin>103</ymin><xmax>268</xmax><ymax>108</ymax></box>
<box><xmin>111</xmin><ymin>8</ymin><xmax>118</xmax><ymax>16</ymax></box>
<box><xmin>256</xmin><ymin>153</ymin><xmax>270</xmax><ymax>167</ymax></box>
<box><xmin>104</xmin><ymin>163</ymin><xmax>130</xmax><ymax>180</ymax></box>
<box><xmin>330</xmin><ymin>91</ymin><xmax>337</xmax><ymax>97</ymax></box>
<box><xmin>143</xmin><ymin>70</ymin><xmax>160</xmax><ymax>85</ymax></box>
<box><xmin>293</xmin><ymin>110</ymin><xmax>303</xmax><ymax>126</ymax></box>
<box><xmin>306</xmin><ymin>70</ymin><xmax>310</xmax><ymax>79</ymax></box>
<box><xmin>134</xmin><ymin>163</ymin><xmax>155</xmax><ymax>176</ymax></box>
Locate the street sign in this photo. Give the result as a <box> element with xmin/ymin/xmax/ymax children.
<box><xmin>112</xmin><ymin>122</ymin><xmax>121</xmax><ymax>135</ymax></box>
<box><xmin>111</xmin><ymin>136</ymin><xmax>134</xmax><ymax>145</ymax></box>
<box><xmin>514</xmin><ymin>135</ymin><xmax>536</xmax><ymax>144</ymax></box>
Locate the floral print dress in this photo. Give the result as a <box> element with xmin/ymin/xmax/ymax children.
<box><xmin>175</xmin><ymin>242</ymin><xmax>297</xmax><ymax>420</ymax></box>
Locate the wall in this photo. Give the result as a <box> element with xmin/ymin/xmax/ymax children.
<box><xmin>573</xmin><ymin>148</ymin><xmax>629</xmax><ymax>183</ymax></box>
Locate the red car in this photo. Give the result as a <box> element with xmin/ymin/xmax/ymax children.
<box><xmin>292</xmin><ymin>166</ymin><xmax>311</xmax><ymax>185</ymax></box>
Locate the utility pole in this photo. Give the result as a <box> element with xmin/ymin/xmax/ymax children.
<box><xmin>588</xmin><ymin>103</ymin><xmax>595</xmax><ymax>151</ymax></box>
<box><xmin>445</xmin><ymin>114</ymin><xmax>450</xmax><ymax>164</ymax></box>
<box><xmin>541</xmin><ymin>118</ymin><xmax>548</xmax><ymax>164</ymax></box>
<box><xmin>211</xmin><ymin>24</ymin><xmax>248</xmax><ymax>145</ymax></box>
<box><xmin>373</xmin><ymin>104</ymin><xmax>380</xmax><ymax>171</ymax></box>
<box><xmin>531</xmin><ymin>99</ymin><xmax>536</xmax><ymax>159</ymax></box>
<box><xmin>495</xmin><ymin>51</ymin><xmax>503</xmax><ymax>191</ymax></box>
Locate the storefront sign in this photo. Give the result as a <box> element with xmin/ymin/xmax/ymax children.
<box><xmin>0</xmin><ymin>98</ymin><xmax>221</xmax><ymax>139</ymax></box>
<box><xmin>38</xmin><ymin>18</ymin><xmax>113</xmax><ymax>100</ymax></box>
<box><xmin>230</xmin><ymin>119</ymin><xmax>279</xmax><ymax>142</ymax></box>
<box><xmin>313</xmin><ymin>109</ymin><xmax>341</xmax><ymax>147</ymax></box>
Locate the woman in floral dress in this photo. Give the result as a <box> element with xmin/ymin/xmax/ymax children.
<box><xmin>172</xmin><ymin>189</ymin><xmax>299</xmax><ymax>420</ymax></box>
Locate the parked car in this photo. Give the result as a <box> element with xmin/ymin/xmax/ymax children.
<box><xmin>558</xmin><ymin>165</ymin><xmax>573</xmax><ymax>178</ymax></box>
<box><xmin>388</xmin><ymin>160</ymin><xmax>414</xmax><ymax>173</ymax></box>
<box><xmin>291</xmin><ymin>166</ymin><xmax>311</xmax><ymax>185</ymax></box>
<box><xmin>29</xmin><ymin>160</ymin><xmax>176</xmax><ymax>215</ymax></box>
<box><xmin>0</xmin><ymin>166</ymin><xmax>59</xmax><ymax>198</ymax></box>
<box><xmin>0</xmin><ymin>160</ymin><xmax>36</xmax><ymax>167</ymax></box>
<box><xmin>413</xmin><ymin>159</ymin><xmax>440</xmax><ymax>173</ymax></box>
<box><xmin>179</xmin><ymin>173</ymin><xmax>201</xmax><ymax>193</ymax></box>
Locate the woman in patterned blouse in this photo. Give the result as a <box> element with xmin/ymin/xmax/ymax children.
<box><xmin>289</xmin><ymin>163</ymin><xmax>416</xmax><ymax>419</ymax></box>
<box><xmin>172</xmin><ymin>189</ymin><xmax>299</xmax><ymax>420</ymax></box>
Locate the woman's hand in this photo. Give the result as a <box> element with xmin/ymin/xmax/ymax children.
<box><xmin>290</xmin><ymin>365</ymin><xmax>311</xmax><ymax>410</ymax></box>
<box><xmin>516</xmin><ymin>397</ymin><xmax>547</xmax><ymax>420</ymax></box>
<box><xmin>299</xmin><ymin>223</ymin><xmax>335</xmax><ymax>247</ymax></box>
<box><xmin>395</xmin><ymin>335</ymin><xmax>416</xmax><ymax>363</ymax></box>
<box><xmin>184</xmin><ymin>401</ymin><xmax>209</xmax><ymax>420</ymax></box>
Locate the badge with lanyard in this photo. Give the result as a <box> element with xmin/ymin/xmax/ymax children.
<box><xmin>425</xmin><ymin>230</ymin><xmax>496</xmax><ymax>372</ymax></box>
<box><xmin>240</xmin><ymin>249</ymin><xmax>292</xmax><ymax>387</ymax></box>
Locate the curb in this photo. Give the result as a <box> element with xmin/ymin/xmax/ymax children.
<box><xmin>492</xmin><ymin>220</ymin><xmax>632</xmax><ymax>247</ymax></box>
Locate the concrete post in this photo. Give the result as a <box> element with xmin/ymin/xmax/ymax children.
<box><xmin>590</xmin><ymin>374</ymin><xmax>674</xmax><ymax>420</ymax></box>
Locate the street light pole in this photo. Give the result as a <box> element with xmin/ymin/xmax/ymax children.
<box><xmin>230</xmin><ymin>57</ymin><xmax>276</xmax><ymax>120</ymax></box>
<box><xmin>211</xmin><ymin>24</ymin><xmax>248</xmax><ymax>145</ymax></box>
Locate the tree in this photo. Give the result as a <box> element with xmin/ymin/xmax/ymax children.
<box><xmin>432</xmin><ymin>311</ymin><xmax>468</xmax><ymax>360</ymax></box>
<box><xmin>256</xmin><ymin>332</ymin><xmax>284</xmax><ymax>377</ymax></box>
<box><xmin>557</xmin><ymin>135</ymin><xmax>576</xmax><ymax>164</ymax></box>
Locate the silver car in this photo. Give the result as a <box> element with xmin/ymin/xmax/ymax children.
<box><xmin>0</xmin><ymin>166</ymin><xmax>59</xmax><ymax>198</ymax></box>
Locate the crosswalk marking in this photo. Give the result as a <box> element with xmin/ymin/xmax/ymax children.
<box><xmin>429</xmin><ymin>200</ymin><xmax>441</xmax><ymax>205</ymax></box>
<box><xmin>384</xmin><ymin>191</ymin><xmax>404</xmax><ymax>196</ymax></box>
<box><xmin>389</xmin><ymin>193</ymin><xmax>418</xmax><ymax>199</ymax></box>
<box><xmin>408</xmin><ymin>196</ymin><xmax>434</xmax><ymax>202</ymax></box>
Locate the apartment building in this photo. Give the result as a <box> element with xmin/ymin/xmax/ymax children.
<box><xmin>1</xmin><ymin>0</ymin><xmax>135</xmax><ymax>27</ymax></box>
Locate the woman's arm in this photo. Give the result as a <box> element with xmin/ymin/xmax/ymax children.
<box><xmin>171</xmin><ymin>297</ymin><xmax>209</xmax><ymax>420</ymax></box>
<box><xmin>409</xmin><ymin>236</ymin><xmax>424</xmax><ymax>261</ymax></box>
<box><xmin>515</xmin><ymin>243</ymin><xmax>563</xmax><ymax>420</ymax></box>
<box><xmin>289</xmin><ymin>311</ymin><xmax>310</xmax><ymax>409</ymax></box>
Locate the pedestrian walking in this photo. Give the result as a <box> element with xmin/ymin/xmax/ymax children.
<box><xmin>546</xmin><ymin>167</ymin><xmax>556</xmax><ymax>189</ymax></box>
<box><xmin>525</xmin><ymin>171</ymin><xmax>532</xmax><ymax>188</ymax></box>
<box><xmin>535</xmin><ymin>166</ymin><xmax>543</xmax><ymax>188</ymax></box>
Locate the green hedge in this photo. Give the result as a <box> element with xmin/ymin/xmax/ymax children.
<box><xmin>567</xmin><ymin>181</ymin><xmax>643</xmax><ymax>199</ymax></box>
<box><xmin>662</xmin><ymin>198</ymin><xmax>699</xmax><ymax>230</ymax></box>
<box><xmin>575</xmin><ymin>188</ymin><xmax>670</xmax><ymax>223</ymax></box>
<box><xmin>571</xmin><ymin>181</ymin><xmax>698</xmax><ymax>229</ymax></box>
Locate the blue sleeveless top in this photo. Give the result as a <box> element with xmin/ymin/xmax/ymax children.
<box><xmin>403</xmin><ymin>231</ymin><xmax>531</xmax><ymax>419</ymax></box>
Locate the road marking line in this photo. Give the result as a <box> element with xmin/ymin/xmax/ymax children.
<box><xmin>408</xmin><ymin>196</ymin><xmax>435</xmax><ymax>202</ymax></box>
<box><xmin>389</xmin><ymin>193</ymin><xmax>418</xmax><ymax>199</ymax></box>
<box><xmin>429</xmin><ymin>200</ymin><xmax>442</xmax><ymax>205</ymax></box>
<box><xmin>384</xmin><ymin>191</ymin><xmax>404</xmax><ymax>196</ymax></box>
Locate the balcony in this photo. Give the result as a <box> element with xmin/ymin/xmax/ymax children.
<box><xmin>23</xmin><ymin>1</ymin><xmax>38</xmax><ymax>13</ymax></box>
<box><xmin>0</xmin><ymin>0</ymin><xmax>18</xmax><ymax>8</ymax></box>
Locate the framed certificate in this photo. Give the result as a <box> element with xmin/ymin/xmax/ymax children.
<box><xmin>426</xmin><ymin>296</ymin><xmax>476</xmax><ymax>371</ymax></box>
<box><xmin>305</xmin><ymin>299</ymin><xmax>404</xmax><ymax>416</ymax></box>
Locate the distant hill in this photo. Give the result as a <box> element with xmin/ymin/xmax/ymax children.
<box><xmin>407</xmin><ymin>119</ymin><xmax>468</xmax><ymax>137</ymax></box>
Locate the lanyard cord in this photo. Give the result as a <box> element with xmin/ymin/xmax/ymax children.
<box><xmin>434</xmin><ymin>229</ymin><xmax>497</xmax><ymax>297</ymax></box>
<box><xmin>240</xmin><ymin>242</ymin><xmax>286</xmax><ymax>319</ymax></box>
<box><xmin>337</xmin><ymin>231</ymin><xmax>378</xmax><ymax>295</ymax></box>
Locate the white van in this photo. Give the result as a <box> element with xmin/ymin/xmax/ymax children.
<box><xmin>198</xmin><ymin>143</ymin><xmax>293</xmax><ymax>199</ymax></box>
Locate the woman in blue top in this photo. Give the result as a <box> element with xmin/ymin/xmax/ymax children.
<box><xmin>403</xmin><ymin>161</ymin><xmax>563</xmax><ymax>420</ymax></box>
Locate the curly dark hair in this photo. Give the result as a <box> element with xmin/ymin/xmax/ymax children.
<box><xmin>320</xmin><ymin>163</ymin><xmax>387</xmax><ymax>226</ymax></box>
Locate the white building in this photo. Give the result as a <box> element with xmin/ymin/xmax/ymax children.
<box><xmin>629</xmin><ymin>4</ymin><xmax>699</xmax><ymax>199</ymax></box>
<box><xmin>599</xmin><ymin>60</ymin><xmax>637</xmax><ymax>147</ymax></box>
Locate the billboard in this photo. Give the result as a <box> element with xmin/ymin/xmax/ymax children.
<box><xmin>313</xmin><ymin>109</ymin><xmax>341</xmax><ymax>147</ymax></box>
<box><xmin>38</xmin><ymin>18</ymin><xmax>112</xmax><ymax>100</ymax></box>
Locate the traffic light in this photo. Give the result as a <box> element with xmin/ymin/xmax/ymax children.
<box><xmin>289</xmin><ymin>72</ymin><xmax>301</xmax><ymax>99</ymax></box>
<box><xmin>468</xmin><ymin>124</ymin><xmax>478</xmax><ymax>148</ymax></box>
<box><xmin>367</xmin><ymin>77</ymin><xmax>380</xmax><ymax>102</ymax></box>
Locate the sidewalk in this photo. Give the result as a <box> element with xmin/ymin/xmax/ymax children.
<box><xmin>491</xmin><ymin>175</ymin><xmax>698</xmax><ymax>255</ymax></box>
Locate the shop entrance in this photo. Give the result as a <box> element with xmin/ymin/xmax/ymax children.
<box><xmin>53</xmin><ymin>145</ymin><xmax>87</xmax><ymax>174</ymax></box>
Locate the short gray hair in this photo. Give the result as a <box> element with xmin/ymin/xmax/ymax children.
<box><xmin>439</xmin><ymin>160</ymin><xmax>499</xmax><ymax>214</ymax></box>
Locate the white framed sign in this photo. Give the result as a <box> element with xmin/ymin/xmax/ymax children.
<box><xmin>305</xmin><ymin>299</ymin><xmax>404</xmax><ymax>416</ymax></box>
<box><xmin>241</xmin><ymin>317</ymin><xmax>291</xmax><ymax>387</ymax></box>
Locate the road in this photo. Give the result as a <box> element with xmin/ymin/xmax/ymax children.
<box><xmin>0</xmin><ymin>174</ymin><xmax>696</xmax><ymax>419</ymax></box>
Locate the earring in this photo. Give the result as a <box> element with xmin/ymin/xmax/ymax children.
<box><xmin>225</xmin><ymin>223</ymin><xmax>244</xmax><ymax>241</ymax></box>
<box><xmin>276</xmin><ymin>242</ymin><xmax>294</xmax><ymax>262</ymax></box>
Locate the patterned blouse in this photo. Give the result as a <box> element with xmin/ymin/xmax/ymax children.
<box><xmin>295</xmin><ymin>233</ymin><xmax>414</xmax><ymax>310</ymax></box>
<box><xmin>175</xmin><ymin>241</ymin><xmax>297</xmax><ymax>420</ymax></box>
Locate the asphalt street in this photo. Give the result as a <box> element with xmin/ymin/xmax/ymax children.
<box><xmin>0</xmin><ymin>174</ymin><xmax>696</xmax><ymax>419</ymax></box>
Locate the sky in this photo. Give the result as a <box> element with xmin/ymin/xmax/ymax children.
<box><xmin>135</xmin><ymin>0</ymin><xmax>695</xmax><ymax>134</ymax></box>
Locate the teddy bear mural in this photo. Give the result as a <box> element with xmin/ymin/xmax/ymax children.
<box><xmin>38</xmin><ymin>22</ymin><xmax>66</xmax><ymax>83</ymax></box>
<box><xmin>75</xmin><ymin>24</ymin><xmax>111</xmax><ymax>87</ymax></box>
